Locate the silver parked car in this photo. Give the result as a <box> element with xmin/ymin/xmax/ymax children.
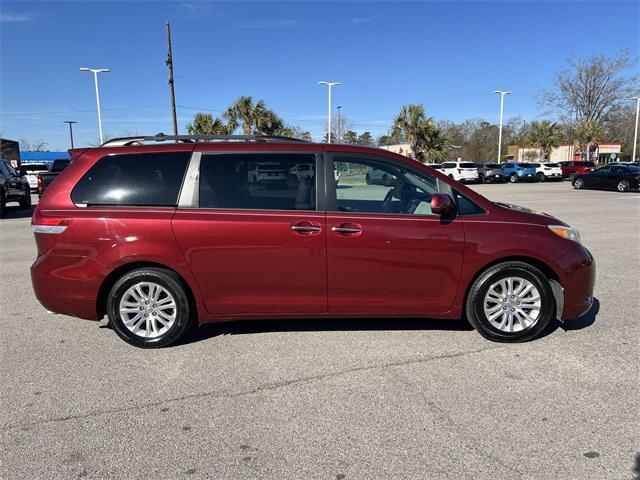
<box><xmin>477</xmin><ymin>162</ymin><xmax>505</xmax><ymax>183</ymax></box>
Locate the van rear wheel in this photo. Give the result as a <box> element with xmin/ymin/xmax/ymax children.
<box><xmin>465</xmin><ymin>261</ymin><xmax>555</xmax><ymax>342</ymax></box>
<box><xmin>106</xmin><ymin>267</ymin><xmax>194</xmax><ymax>348</ymax></box>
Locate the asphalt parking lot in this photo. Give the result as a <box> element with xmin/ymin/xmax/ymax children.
<box><xmin>1</xmin><ymin>182</ymin><xmax>639</xmax><ymax>480</ymax></box>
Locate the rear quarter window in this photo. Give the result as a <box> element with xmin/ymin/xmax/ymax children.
<box><xmin>71</xmin><ymin>152</ymin><xmax>190</xmax><ymax>206</ymax></box>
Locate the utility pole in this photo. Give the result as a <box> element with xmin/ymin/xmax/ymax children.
<box><xmin>166</xmin><ymin>21</ymin><xmax>178</xmax><ymax>137</ymax></box>
<box><xmin>318</xmin><ymin>81</ymin><xmax>341</xmax><ymax>143</ymax></box>
<box><xmin>336</xmin><ymin>105</ymin><xmax>342</xmax><ymax>143</ymax></box>
<box><xmin>63</xmin><ymin>121</ymin><xmax>77</xmax><ymax>149</ymax></box>
<box><xmin>632</xmin><ymin>97</ymin><xmax>640</xmax><ymax>162</ymax></box>
<box><xmin>493</xmin><ymin>90</ymin><xmax>511</xmax><ymax>163</ymax></box>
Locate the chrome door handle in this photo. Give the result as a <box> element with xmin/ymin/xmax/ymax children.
<box><xmin>331</xmin><ymin>226</ymin><xmax>362</xmax><ymax>234</ymax></box>
<box><xmin>291</xmin><ymin>225</ymin><xmax>321</xmax><ymax>232</ymax></box>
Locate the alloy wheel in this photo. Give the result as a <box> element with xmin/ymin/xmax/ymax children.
<box><xmin>118</xmin><ymin>282</ymin><xmax>177</xmax><ymax>338</ymax></box>
<box><xmin>483</xmin><ymin>277</ymin><xmax>541</xmax><ymax>333</ymax></box>
<box><xmin>574</xmin><ymin>178</ymin><xmax>584</xmax><ymax>189</ymax></box>
<box><xmin>617</xmin><ymin>180</ymin><xmax>629</xmax><ymax>192</ymax></box>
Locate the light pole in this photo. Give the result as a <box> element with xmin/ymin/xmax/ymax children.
<box><xmin>336</xmin><ymin>105</ymin><xmax>342</xmax><ymax>143</ymax></box>
<box><xmin>493</xmin><ymin>90</ymin><xmax>511</xmax><ymax>163</ymax></box>
<box><xmin>63</xmin><ymin>121</ymin><xmax>77</xmax><ymax>149</ymax></box>
<box><xmin>632</xmin><ymin>96</ymin><xmax>640</xmax><ymax>162</ymax></box>
<box><xmin>318</xmin><ymin>81</ymin><xmax>341</xmax><ymax>143</ymax></box>
<box><xmin>80</xmin><ymin>67</ymin><xmax>110</xmax><ymax>144</ymax></box>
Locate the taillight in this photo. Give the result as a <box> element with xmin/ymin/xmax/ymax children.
<box><xmin>32</xmin><ymin>217</ymin><xmax>71</xmax><ymax>234</ymax></box>
<box><xmin>37</xmin><ymin>174</ymin><xmax>43</xmax><ymax>192</ymax></box>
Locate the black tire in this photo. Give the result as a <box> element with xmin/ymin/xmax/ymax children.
<box><xmin>536</xmin><ymin>172</ymin><xmax>545</xmax><ymax>182</ymax></box>
<box><xmin>365</xmin><ymin>173</ymin><xmax>372</xmax><ymax>185</ymax></box>
<box><xmin>573</xmin><ymin>178</ymin><xmax>584</xmax><ymax>189</ymax></box>
<box><xmin>569</xmin><ymin>172</ymin><xmax>576</xmax><ymax>182</ymax></box>
<box><xmin>0</xmin><ymin>190</ymin><xmax>6</xmax><ymax>219</ymax></box>
<box><xmin>448</xmin><ymin>174</ymin><xmax>454</xmax><ymax>179</ymax></box>
<box><xmin>617</xmin><ymin>180</ymin><xmax>630</xmax><ymax>192</ymax></box>
<box><xmin>478</xmin><ymin>174</ymin><xmax>485</xmax><ymax>184</ymax></box>
<box><xmin>509</xmin><ymin>173</ymin><xmax>518</xmax><ymax>183</ymax></box>
<box><xmin>19</xmin><ymin>187</ymin><xmax>31</xmax><ymax>209</ymax></box>
<box><xmin>106</xmin><ymin>267</ymin><xmax>195</xmax><ymax>348</ymax></box>
<box><xmin>465</xmin><ymin>261</ymin><xmax>555</xmax><ymax>342</ymax></box>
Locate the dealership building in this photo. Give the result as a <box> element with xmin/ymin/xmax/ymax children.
<box><xmin>507</xmin><ymin>143</ymin><xmax>622</xmax><ymax>163</ymax></box>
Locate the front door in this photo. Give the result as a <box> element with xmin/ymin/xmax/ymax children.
<box><xmin>172</xmin><ymin>149</ymin><xmax>327</xmax><ymax>315</ymax></box>
<box><xmin>326</xmin><ymin>153</ymin><xmax>465</xmax><ymax>316</ymax></box>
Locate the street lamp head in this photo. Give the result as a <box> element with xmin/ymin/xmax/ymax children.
<box><xmin>318</xmin><ymin>81</ymin><xmax>341</xmax><ymax>87</ymax></box>
<box><xmin>63</xmin><ymin>120</ymin><xmax>77</xmax><ymax>124</ymax></box>
<box><xmin>98</xmin><ymin>68</ymin><xmax>111</xmax><ymax>73</ymax></box>
<box><xmin>79</xmin><ymin>67</ymin><xmax>90</xmax><ymax>71</ymax></box>
<box><xmin>493</xmin><ymin>90</ymin><xmax>512</xmax><ymax>95</ymax></box>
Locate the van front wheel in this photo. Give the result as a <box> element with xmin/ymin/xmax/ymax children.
<box><xmin>465</xmin><ymin>261</ymin><xmax>555</xmax><ymax>342</ymax></box>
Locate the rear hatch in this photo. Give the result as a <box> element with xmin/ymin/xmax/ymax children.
<box><xmin>458</xmin><ymin>162</ymin><xmax>478</xmax><ymax>177</ymax></box>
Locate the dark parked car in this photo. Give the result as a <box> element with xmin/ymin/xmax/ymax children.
<box><xmin>476</xmin><ymin>162</ymin><xmax>504</xmax><ymax>183</ymax></box>
<box><xmin>31</xmin><ymin>134</ymin><xmax>595</xmax><ymax>348</ymax></box>
<box><xmin>0</xmin><ymin>159</ymin><xmax>31</xmax><ymax>218</ymax></box>
<box><xmin>37</xmin><ymin>158</ymin><xmax>70</xmax><ymax>197</ymax></box>
<box><xmin>559</xmin><ymin>160</ymin><xmax>596</xmax><ymax>181</ymax></box>
<box><xmin>573</xmin><ymin>164</ymin><xmax>640</xmax><ymax>192</ymax></box>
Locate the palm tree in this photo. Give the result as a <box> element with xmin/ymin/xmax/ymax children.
<box><xmin>575</xmin><ymin>119</ymin><xmax>604</xmax><ymax>161</ymax></box>
<box><xmin>185</xmin><ymin>113</ymin><xmax>231</xmax><ymax>135</ymax></box>
<box><xmin>391</xmin><ymin>104</ymin><xmax>450</xmax><ymax>162</ymax></box>
<box><xmin>224</xmin><ymin>96</ymin><xmax>268</xmax><ymax>135</ymax></box>
<box><xmin>391</xmin><ymin>104</ymin><xmax>427</xmax><ymax>159</ymax></box>
<box><xmin>525</xmin><ymin>120</ymin><xmax>565</xmax><ymax>160</ymax></box>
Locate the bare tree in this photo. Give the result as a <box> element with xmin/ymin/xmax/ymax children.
<box><xmin>539</xmin><ymin>51</ymin><xmax>639</xmax><ymax>123</ymax></box>
<box><xmin>19</xmin><ymin>138</ymin><xmax>48</xmax><ymax>151</ymax></box>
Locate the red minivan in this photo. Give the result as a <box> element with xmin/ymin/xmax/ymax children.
<box><xmin>31</xmin><ymin>135</ymin><xmax>595</xmax><ymax>347</ymax></box>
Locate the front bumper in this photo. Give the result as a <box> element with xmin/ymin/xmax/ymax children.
<box><xmin>556</xmin><ymin>245</ymin><xmax>596</xmax><ymax>320</ymax></box>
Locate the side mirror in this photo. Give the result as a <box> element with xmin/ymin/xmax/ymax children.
<box><xmin>430</xmin><ymin>193</ymin><xmax>454</xmax><ymax>215</ymax></box>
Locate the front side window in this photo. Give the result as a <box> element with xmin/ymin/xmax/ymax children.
<box><xmin>199</xmin><ymin>153</ymin><xmax>316</xmax><ymax>211</ymax></box>
<box><xmin>331</xmin><ymin>157</ymin><xmax>438</xmax><ymax>215</ymax></box>
<box><xmin>71</xmin><ymin>152</ymin><xmax>190</xmax><ymax>206</ymax></box>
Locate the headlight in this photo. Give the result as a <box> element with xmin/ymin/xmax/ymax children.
<box><xmin>548</xmin><ymin>225</ymin><xmax>581</xmax><ymax>243</ymax></box>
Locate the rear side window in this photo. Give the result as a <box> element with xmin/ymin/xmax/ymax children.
<box><xmin>199</xmin><ymin>153</ymin><xmax>316</xmax><ymax>210</ymax></box>
<box><xmin>72</xmin><ymin>152</ymin><xmax>190</xmax><ymax>206</ymax></box>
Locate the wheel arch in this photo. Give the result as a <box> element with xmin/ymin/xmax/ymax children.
<box><xmin>97</xmin><ymin>261</ymin><xmax>199</xmax><ymax>322</ymax></box>
<box><xmin>460</xmin><ymin>255</ymin><xmax>562</xmax><ymax>317</ymax></box>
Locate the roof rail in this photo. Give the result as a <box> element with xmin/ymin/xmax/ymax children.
<box><xmin>100</xmin><ymin>133</ymin><xmax>309</xmax><ymax>147</ymax></box>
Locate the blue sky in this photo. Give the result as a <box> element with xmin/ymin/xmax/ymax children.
<box><xmin>1</xmin><ymin>0</ymin><xmax>638</xmax><ymax>149</ymax></box>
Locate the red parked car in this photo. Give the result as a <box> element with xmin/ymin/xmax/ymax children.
<box><xmin>559</xmin><ymin>160</ymin><xmax>596</xmax><ymax>181</ymax></box>
<box><xmin>31</xmin><ymin>135</ymin><xmax>595</xmax><ymax>347</ymax></box>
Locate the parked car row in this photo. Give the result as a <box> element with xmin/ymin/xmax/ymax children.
<box><xmin>429</xmin><ymin>161</ymin><xmax>575</xmax><ymax>184</ymax></box>
<box><xmin>424</xmin><ymin>159</ymin><xmax>638</xmax><ymax>192</ymax></box>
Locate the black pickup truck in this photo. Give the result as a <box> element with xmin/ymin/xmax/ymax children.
<box><xmin>37</xmin><ymin>159</ymin><xmax>70</xmax><ymax>197</ymax></box>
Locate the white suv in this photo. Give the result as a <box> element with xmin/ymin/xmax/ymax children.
<box><xmin>440</xmin><ymin>162</ymin><xmax>479</xmax><ymax>183</ymax></box>
<box><xmin>22</xmin><ymin>162</ymin><xmax>49</xmax><ymax>192</ymax></box>
<box><xmin>531</xmin><ymin>162</ymin><xmax>563</xmax><ymax>182</ymax></box>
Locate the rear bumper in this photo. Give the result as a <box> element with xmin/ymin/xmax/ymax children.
<box><xmin>556</xmin><ymin>245</ymin><xmax>596</xmax><ymax>320</ymax></box>
<box><xmin>31</xmin><ymin>252</ymin><xmax>104</xmax><ymax>320</ymax></box>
